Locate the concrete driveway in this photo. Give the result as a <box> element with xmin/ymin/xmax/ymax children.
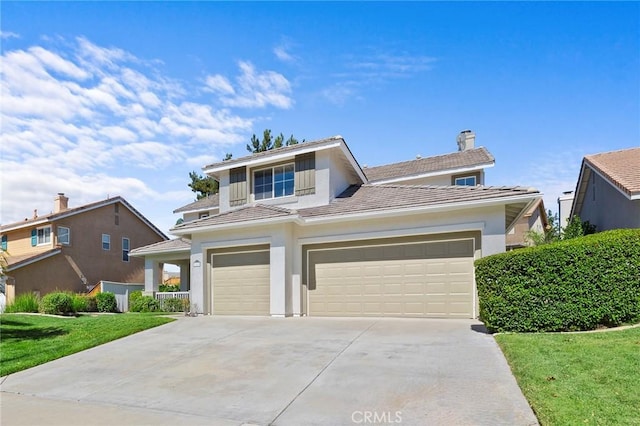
<box><xmin>1</xmin><ymin>316</ymin><xmax>537</xmax><ymax>426</ymax></box>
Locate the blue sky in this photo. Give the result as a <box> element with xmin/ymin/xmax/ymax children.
<box><xmin>2</xmin><ymin>1</ymin><xmax>639</xmax><ymax>238</ymax></box>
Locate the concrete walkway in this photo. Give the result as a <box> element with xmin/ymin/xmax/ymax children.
<box><xmin>1</xmin><ymin>316</ymin><xmax>538</xmax><ymax>425</ymax></box>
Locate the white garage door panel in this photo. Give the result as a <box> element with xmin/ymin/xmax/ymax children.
<box><xmin>212</xmin><ymin>250</ymin><xmax>270</xmax><ymax>316</ymax></box>
<box><xmin>309</xmin><ymin>240</ymin><xmax>474</xmax><ymax>318</ymax></box>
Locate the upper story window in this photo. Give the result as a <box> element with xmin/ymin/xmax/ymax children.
<box><xmin>122</xmin><ymin>237</ymin><xmax>130</xmax><ymax>262</ymax></box>
<box><xmin>199</xmin><ymin>212</ymin><xmax>209</xmax><ymax>219</ymax></box>
<box><xmin>1</xmin><ymin>235</ymin><xmax>7</xmax><ymax>251</ymax></box>
<box><xmin>455</xmin><ymin>176</ymin><xmax>476</xmax><ymax>186</ymax></box>
<box><xmin>254</xmin><ymin>164</ymin><xmax>294</xmax><ymax>200</ymax></box>
<box><xmin>102</xmin><ymin>234</ymin><xmax>111</xmax><ymax>250</ymax></box>
<box><xmin>58</xmin><ymin>226</ymin><xmax>70</xmax><ymax>245</ymax></box>
<box><xmin>31</xmin><ymin>226</ymin><xmax>51</xmax><ymax>246</ymax></box>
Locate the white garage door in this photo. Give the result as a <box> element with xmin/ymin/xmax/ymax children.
<box><xmin>308</xmin><ymin>239</ymin><xmax>474</xmax><ymax>318</ymax></box>
<box><xmin>211</xmin><ymin>248</ymin><xmax>270</xmax><ymax>315</ymax></box>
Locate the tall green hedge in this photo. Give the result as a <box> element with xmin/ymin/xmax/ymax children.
<box><xmin>476</xmin><ymin>229</ymin><xmax>640</xmax><ymax>333</ymax></box>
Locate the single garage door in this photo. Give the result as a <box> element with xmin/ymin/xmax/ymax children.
<box><xmin>211</xmin><ymin>248</ymin><xmax>270</xmax><ymax>315</ymax></box>
<box><xmin>308</xmin><ymin>239</ymin><xmax>474</xmax><ymax>318</ymax></box>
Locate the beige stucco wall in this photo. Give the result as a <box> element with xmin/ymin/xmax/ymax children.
<box><xmin>186</xmin><ymin>203</ymin><xmax>506</xmax><ymax>316</ymax></box>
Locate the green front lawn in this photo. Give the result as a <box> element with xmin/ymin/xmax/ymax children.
<box><xmin>0</xmin><ymin>313</ymin><xmax>175</xmax><ymax>377</ymax></box>
<box><xmin>496</xmin><ymin>326</ymin><xmax>640</xmax><ymax>425</ymax></box>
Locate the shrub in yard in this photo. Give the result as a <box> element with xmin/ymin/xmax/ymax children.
<box><xmin>130</xmin><ymin>295</ymin><xmax>160</xmax><ymax>312</ymax></box>
<box><xmin>84</xmin><ymin>296</ymin><xmax>98</xmax><ymax>312</ymax></box>
<box><xmin>71</xmin><ymin>294</ymin><xmax>98</xmax><ymax>312</ymax></box>
<box><xmin>476</xmin><ymin>229</ymin><xmax>640</xmax><ymax>333</ymax></box>
<box><xmin>72</xmin><ymin>293</ymin><xmax>88</xmax><ymax>312</ymax></box>
<box><xmin>159</xmin><ymin>284</ymin><xmax>180</xmax><ymax>292</ymax></box>
<box><xmin>160</xmin><ymin>297</ymin><xmax>188</xmax><ymax>312</ymax></box>
<box><xmin>40</xmin><ymin>292</ymin><xmax>75</xmax><ymax>315</ymax></box>
<box><xmin>96</xmin><ymin>292</ymin><xmax>118</xmax><ymax>313</ymax></box>
<box><xmin>4</xmin><ymin>293</ymin><xmax>40</xmax><ymax>313</ymax></box>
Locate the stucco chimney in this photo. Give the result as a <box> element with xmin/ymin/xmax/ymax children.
<box><xmin>54</xmin><ymin>193</ymin><xmax>69</xmax><ymax>213</ymax></box>
<box><xmin>456</xmin><ymin>130</ymin><xmax>475</xmax><ymax>151</ymax></box>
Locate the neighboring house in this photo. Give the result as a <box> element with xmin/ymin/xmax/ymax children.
<box><xmin>131</xmin><ymin>131</ymin><xmax>541</xmax><ymax>319</ymax></box>
<box><xmin>571</xmin><ymin>147</ymin><xmax>640</xmax><ymax>231</ymax></box>
<box><xmin>0</xmin><ymin>194</ymin><xmax>167</xmax><ymax>303</ymax></box>
<box><xmin>506</xmin><ymin>199</ymin><xmax>549</xmax><ymax>250</ymax></box>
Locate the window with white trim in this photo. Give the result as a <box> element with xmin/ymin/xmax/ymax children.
<box><xmin>58</xmin><ymin>226</ymin><xmax>70</xmax><ymax>245</ymax></box>
<box><xmin>122</xmin><ymin>237</ymin><xmax>130</xmax><ymax>262</ymax></box>
<box><xmin>454</xmin><ymin>176</ymin><xmax>476</xmax><ymax>186</ymax></box>
<box><xmin>102</xmin><ymin>234</ymin><xmax>111</xmax><ymax>250</ymax></box>
<box><xmin>254</xmin><ymin>164</ymin><xmax>294</xmax><ymax>200</ymax></box>
<box><xmin>37</xmin><ymin>226</ymin><xmax>51</xmax><ymax>245</ymax></box>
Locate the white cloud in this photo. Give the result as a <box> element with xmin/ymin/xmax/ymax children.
<box><xmin>0</xmin><ymin>31</ymin><xmax>20</xmax><ymax>39</ymax></box>
<box><xmin>204</xmin><ymin>74</ymin><xmax>235</xmax><ymax>95</ymax></box>
<box><xmin>0</xmin><ymin>37</ymin><xmax>280</xmax><ymax>228</ymax></box>
<box><xmin>208</xmin><ymin>61</ymin><xmax>293</xmax><ymax>109</ymax></box>
<box><xmin>274</xmin><ymin>45</ymin><xmax>295</xmax><ymax>63</ymax></box>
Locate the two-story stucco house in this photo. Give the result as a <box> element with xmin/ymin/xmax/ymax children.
<box><xmin>131</xmin><ymin>132</ymin><xmax>541</xmax><ymax>318</ymax></box>
<box><xmin>1</xmin><ymin>194</ymin><xmax>167</xmax><ymax>303</ymax></box>
<box><xmin>570</xmin><ymin>147</ymin><xmax>640</xmax><ymax>231</ymax></box>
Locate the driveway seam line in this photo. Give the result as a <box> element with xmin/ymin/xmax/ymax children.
<box><xmin>268</xmin><ymin>320</ymin><xmax>378</xmax><ymax>426</ymax></box>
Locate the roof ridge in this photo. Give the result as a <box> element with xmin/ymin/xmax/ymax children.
<box><xmin>202</xmin><ymin>135</ymin><xmax>344</xmax><ymax>170</ymax></box>
<box><xmin>365</xmin><ymin>146</ymin><xmax>493</xmax><ymax>170</ymax></box>
<box><xmin>365</xmin><ymin>183</ymin><xmax>535</xmax><ymax>191</ymax></box>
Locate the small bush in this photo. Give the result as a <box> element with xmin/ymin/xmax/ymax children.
<box><xmin>71</xmin><ymin>294</ymin><xmax>98</xmax><ymax>312</ymax></box>
<box><xmin>129</xmin><ymin>290</ymin><xmax>142</xmax><ymax>306</ymax></box>
<box><xmin>96</xmin><ymin>292</ymin><xmax>118</xmax><ymax>313</ymax></box>
<box><xmin>72</xmin><ymin>294</ymin><xmax>88</xmax><ymax>312</ymax></box>
<box><xmin>130</xmin><ymin>295</ymin><xmax>160</xmax><ymax>312</ymax></box>
<box><xmin>476</xmin><ymin>229</ymin><xmax>640</xmax><ymax>333</ymax></box>
<box><xmin>84</xmin><ymin>296</ymin><xmax>98</xmax><ymax>312</ymax></box>
<box><xmin>160</xmin><ymin>297</ymin><xmax>188</xmax><ymax>312</ymax></box>
<box><xmin>4</xmin><ymin>293</ymin><xmax>40</xmax><ymax>313</ymax></box>
<box><xmin>40</xmin><ymin>292</ymin><xmax>75</xmax><ymax>315</ymax></box>
<box><xmin>159</xmin><ymin>284</ymin><xmax>180</xmax><ymax>292</ymax></box>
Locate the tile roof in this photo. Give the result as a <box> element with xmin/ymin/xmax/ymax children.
<box><xmin>203</xmin><ymin>136</ymin><xmax>344</xmax><ymax>170</ymax></box>
<box><xmin>0</xmin><ymin>196</ymin><xmax>167</xmax><ymax>239</ymax></box>
<box><xmin>297</xmin><ymin>184</ymin><xmax>538</xmax><ymax>218</ymax></box>
<box><xmin>172</xmin><ymin>203</ymin><xmax>295</xmax><ymax>231</ymax></box>
<box><xmin>171</xmin><ymin>184</ymin><xmax>539</xmax><ymax>233</ymax></box>
<box><xmin>584</xmin><ymin>147</ymin><xmax>640</xmax><ymax>197</ymax></box>
<box><xmin>173</xmin><ymin>194</ymin><xmax>219</xmax><ymax>213</ymax></box>
<box><xmin>129</xmin><ymin>238</ymin><xmax>191</xmax><ymax>256</ymax></box>
<box><xmin>363</xmin><ymin>147</ymin><xmax>495</xmax><ymax>182</ymax></box>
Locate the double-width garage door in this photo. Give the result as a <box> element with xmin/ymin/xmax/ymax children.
<box><xmin>308</xmin><ymin>239</ymin><xmax>475</xmax><ymax>318</ymax></box>
<box><xmin>211</xmin><ymin>248</ymin><xmax>270</xmax><ymax>315</ymax></box>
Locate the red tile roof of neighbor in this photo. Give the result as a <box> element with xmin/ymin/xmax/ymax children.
<box><xmin>584</xmin><ymin>147</ymin><xmax>640</xmax><ymax>197</ymax></box>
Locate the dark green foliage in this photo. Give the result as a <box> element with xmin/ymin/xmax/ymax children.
<box><xmin>476</xmin><ymin>229</ymin><xmax>640</xmax><ymax>333</ymax></box>
<box><xmin>84</xmin><ymin>296</ymin><xmax>98</xmax><ymax>312</ymax></box>
<box><xmin>188</xmin><ymin>171</ymin><xmax>219</xmax><ymax>200</ymax></box>
<box><xmin>96</xmin><ymin>292</ymin><xmax>118</xmax><ymax>313</ymax></box>
<box><xmin>40</xmin><ymin>292</ymin><xmax>75</xmax><ymax>315</ymax></box>
<box><xmin>4</xmin><ymin>293</ymin><xmax>40</xmax><ymax>313</ymax></box>
<box><xmin>130</xmin><ymin>295</ymin><xmax>160</xmax><ymax>312</ymax></box>
<box><xmin>246</xmin><ymin>129</ymin><xmax>303</xmax><ymax>153</ymax></box>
